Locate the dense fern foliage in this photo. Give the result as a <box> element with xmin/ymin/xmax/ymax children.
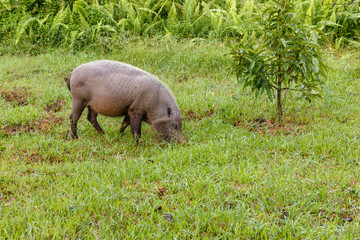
<box><xmin>1</xmin><ymin>0</ymin><xmax>359</xmax><ymax>52</ymax></box>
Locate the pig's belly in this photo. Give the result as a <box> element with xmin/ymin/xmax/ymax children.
<box><xmin>87</xmin><ymin>96</ymin><xmax>130</xmax><ymax>117</ymax></box>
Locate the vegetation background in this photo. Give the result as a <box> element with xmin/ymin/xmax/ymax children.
<box><xmin>1</xmin><ymin>0</ymin><xmax>360</xmax><ymax>238</ymax></box>
<box><xmin>1</xmin><ymin>0</ymin><xmax>360</xmax><ymax>53</ymax></box>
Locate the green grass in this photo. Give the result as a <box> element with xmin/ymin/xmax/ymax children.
<box><xmin>1</xmin><ymin>38</ymin><xmax>360</xmax><ymax>239</ymax></box>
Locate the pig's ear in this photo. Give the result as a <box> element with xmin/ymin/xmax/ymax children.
<box><xmin>152</xmin><ymin>118</ymin><xmax>171</xmax><ymax>132</ymax></box>
<box><xmin>167</xmin><ymin>107</ymin><xmax>171</xmax><ymax>118</ymax></box>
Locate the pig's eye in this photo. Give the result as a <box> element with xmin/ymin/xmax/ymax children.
<box><xmin>167</xmin><ymin>108</ymin><xmax>172</xmax><ymax>117</ymax></box>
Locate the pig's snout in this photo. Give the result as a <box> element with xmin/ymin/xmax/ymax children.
<box><xmin>177</xmin><ymin>132</ymin><xmax>185</xmax><ymax>144</ymax></box>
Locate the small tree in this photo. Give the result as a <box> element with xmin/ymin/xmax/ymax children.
<box><xmin>232</xmin><ymin>0</ymin><xmax>329</xmax><ymax>123</ymax></box>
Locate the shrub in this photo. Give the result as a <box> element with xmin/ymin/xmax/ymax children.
<box><xmin>232</xmin><ymin>0</ymin><xmax>330</xmax><ymax>123</ymax></box>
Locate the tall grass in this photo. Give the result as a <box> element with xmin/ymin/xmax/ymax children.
<box><xmin>1</xmin><ymin>0</ymin><xmax>359</xmax><ymax>52</ymax></box>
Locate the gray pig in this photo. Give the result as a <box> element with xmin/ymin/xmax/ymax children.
<box><xmin>65</xmin><ymin>60</ymin><xmax>184</xmax><ymax>144</ymax></box>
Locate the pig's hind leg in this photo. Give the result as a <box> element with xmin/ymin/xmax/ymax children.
<box><xmin>119</xmin><ymin>114</ymin><xmax>130</xmax><ymax>133</ymax></box>
<box><xmin>87</xmin><ymin>106</ymin><xmax>105</xmax><ymax>135</ymax></box>
<box><xmin>70</xmin><ymin>98</ymin><xmax>86</xmax><ymax>139</ymax></box>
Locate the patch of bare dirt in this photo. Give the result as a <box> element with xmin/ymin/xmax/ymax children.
<box><xmin>44</xmin><ymin>100</ymin><xmax>66</xmax><ymax>113</ymax></box>
<box><xmin>157</xmin><ymin>186</ymin><xmax>166</xmax><ymax>198</ymax></box>
<box><xmin>0</xmin><ymin>87</ymin><xmax>30</xmax><ymax>106</ymax></box>
<box><xmin>234</xmin><ymin>117</ymin><xmax>307</xmax><ymax>135</ymax></box>
<box><xmin>185</xmin><ymin>108</ymin><xmax>215</xmax><ymax>120</ymax></box>
<box><xmin>1</xmin><ymin>113</ymin><xmax>64</xmax><ymax>136</ymax></box>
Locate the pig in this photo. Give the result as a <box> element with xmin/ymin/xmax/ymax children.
<box><xmin>65</xmin><ymin>60</ymin><xmax>184</xmax><ymax>144</ymax></box>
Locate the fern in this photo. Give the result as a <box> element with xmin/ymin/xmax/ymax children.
<box><xmin>91</xmin><ymin>20</ymin><xmax>115</xmax><ymax>42</ymax></box>
<box><xmin>8</xmin><ymin>0</ymin><xmax>360</xmax><ymax>48</ymax></box>
<box><xmin>78</xmin><ymin>14</ymin><xmax>91</xmax><ymax>31</ymax></box>
<box><xmin>95</xmin><ymin>5</ymin><xmax>116</xmax><ymax>25</ymax></box>
<box><xmin>15</xmin><ymin>14</ymin><xmax>49</xmax><ymax>44</ymax></box>
<box><xmin>133</xmin><ymin>16</ymin><xmax>141</xmax><ymax>34</ymax></box>
<box><xmin>138</xmin><ymin>7</ymin><xmax>156</xmax><ymax>22</ymax></box>
<box><xmin>183</xmin><ymin>0</ymin><xmax>197</xmax><ymax>23</ymax></box>
<box><xmin>73</xmin><ymin>1</ymin><xmax>90</xmax><ymax>31</ymax></box>
<box><xmin>73</xmin><ymin>0</ymin><xmax>89</xmax><ymax>19</ymax></box>
<box><xmin>70</xmin><ymin>30</ymin><xmax>84</xmax><ymax>48</ymax></box>
<box><xmin>241</xmin><ymin>0</ymin><xmax>258</xmax><ymax>20</ymax></box>
<box><xmin>211</xmin><ymin>9</ymin><xmax>224</xmax><ymax>37</ymax></box>
<box><xmin>49</xmin><ymin>5</ymin><xmax>72</xmax><ymax>35</ymax></box>
<box><xmin>100</xmin><ymin>25</ymin><xmax>116</xmax><ymax>33</ymax></box>
<box><xmin>305</xmin><ymin>0</ymin><xmax>315</xmax><ymax>25</ymax></box>
<box><xmin>103</xmin><ymin>3</ymin><xmax>114</xmax><ymax>19</ymax></box>
<box><xmin>16</xmin><ymin>15</ymin><xmax>34</xmax><ymax>44</ymax></box>
<box><xmin>117</xmin><ymin>18</ymin><xmax>129</xmax><ymax>33</ymax></box>
<box><xmin>91</xmin><ymin>20</ymin><xmax>102</xmax><ymax>42</ymax></box>
<box><xmin>226</xmin><ymin>0</ymin><xmax>237</xmax><ymax>14</ymax></box>
<box><xmin>1</xmin><ymin>0</ymin><xmax>11</xmax><ymax>10</ymax></box>
<box><xmin>143</xmin><ymin>19</ymin><xmax>162</xmax><ymax>35</ymax></box>
<box><xmin>126</xmin><ymin>3</ymin><xmax>137</xmax><ymax>23</ymax></box>
<box><xmin>168</xmin><ymin>2</ymin><xmax>177</xmax><ymax>22</ymax></box>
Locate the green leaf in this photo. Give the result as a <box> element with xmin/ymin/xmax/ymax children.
<box><xmin>312</xmin><ymin>58</ymin><xmax>319</xmax><ymax>73</ymax></box>
<box><xmin>265</xmin><ymin>82</ymin><xmax>273</xmax><ymax>100</ymax></box>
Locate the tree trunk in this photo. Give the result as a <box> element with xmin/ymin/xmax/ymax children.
<box><xmin>277</xmin><ymin>79</ymin><xmax>283</xmax><ymax>124</ymax></box>
<box><xmin>277</xmin><ymin>48</ymin><xmax>284</xmax><ymax>124</ymax></box>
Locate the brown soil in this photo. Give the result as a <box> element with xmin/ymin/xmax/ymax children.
<box><xmin>1</xmin><ymin>113</ymin><xmax>64</xmax><ymax>136</ymax></box>
<box><xmin>44</xmin><ymin>100</ymin><xmax>66</xmax><ymax>113</ymax></box>
<box><xmin>185</xmin><ymin>108</ymin><xmax>215</xmax><ymax>120</ymax></box>
<box><xmin>157</xmin><ymin>186</ymin><xmax>166</xmax><ymax>198</ymax></box>
<box><xmin>234</xmin><ymin>117</ymin><xmax>307</xmax><ymax>135</ymax></box>
<box><xmin>0</xmin><ymin>87</ymin><xmax>30</xmax><ymax>106</ymax></box>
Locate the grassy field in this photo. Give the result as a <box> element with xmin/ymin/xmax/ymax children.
<box><xmin>1</xmin><ymin>38</ymin><xmax>360</xmax><ymax>239</ymax></box>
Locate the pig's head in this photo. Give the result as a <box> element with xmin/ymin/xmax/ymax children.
<box><xmin>152</xmin><ymin>107</ymin><xmax>184</xmax><ymax>144</ymax></box>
